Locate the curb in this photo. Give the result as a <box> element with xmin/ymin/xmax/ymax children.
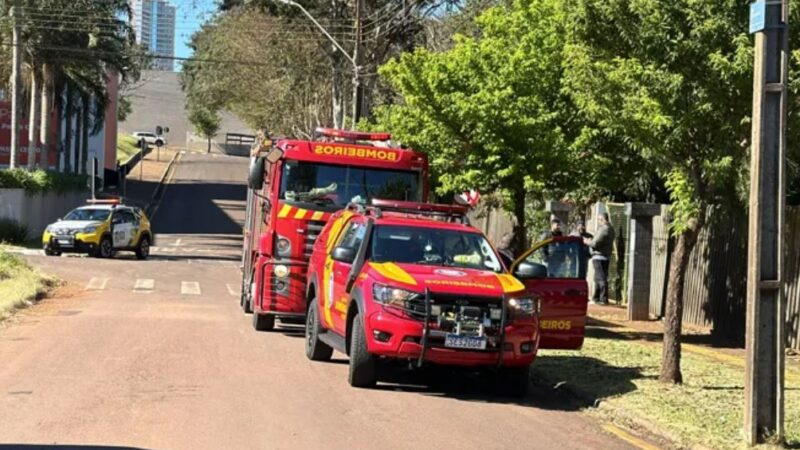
<box><xmin>145</xmin><ymin>151</ymin><xmax>180</xmax><ymax>218</ymax></box>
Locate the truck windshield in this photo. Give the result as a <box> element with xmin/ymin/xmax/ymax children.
<box><xmin>368</xmin><ymin>225</ymin><xmax>503</xmax><ymax>273</ymax></box>
<box><xmin>280</xmin><ymin>161</ymin><xmax>420</xmax><ymax>207</ymax></box>
<box><xmin>63</xmin><ymin>208</ymin><xmax>111</xmax><ymax>221</ymax></box>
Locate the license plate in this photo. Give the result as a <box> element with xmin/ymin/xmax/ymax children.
<box><xmin>57</xmin><ymin>237</ymin><xmax>74</xmax><ymax>247</ymax></box>
<box><xmin>444</xmin><ymin>334</ymin><xmax>487</xmax><ymax>350</ymax></box>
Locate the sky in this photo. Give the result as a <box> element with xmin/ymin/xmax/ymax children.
<box><xmin>171</xmin><ymin>0</ymin><xmax>220</xmax><ymax>69</ymax></box>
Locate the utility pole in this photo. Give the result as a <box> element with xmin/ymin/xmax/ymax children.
<box><xmin>745</xmin><ymin>0</ymin><xmax>787</xmax><ymax>445</ymax></box>
<box><xmin>9</xmin><ymin>1</ymin><xmax>22</xmax><ymax>169</ymax></box>
<box><xmin>352</xmin><ymin>0</ymin><xmax>365</xmax><ymax>127</ymax></box>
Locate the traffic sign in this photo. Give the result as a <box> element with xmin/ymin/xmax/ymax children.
<box><xmin>750</xmin><ymin>1</ymin><xmax>766</xmax><ymax>34</ymax></box>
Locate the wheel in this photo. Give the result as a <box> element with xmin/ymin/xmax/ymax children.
<box><xmin>97</xmin><ymin>236</ymin><xmax>114</xmax><ymax>258</ymax></box>
<box><xmin>305</xmin><ymin>299</ymin><xmax>333</xmax><ymax>361</ymax></box>
<box><xmin>496</xmin><ymin>366</ymin><xmax>530</xmax><ymax>397</ymax></box>
<box><xmin>44</xmin><ymin>248</ymin><xmax>61</xmax><ymax>257</ymax></box>
<box><xmin>242</xmin><ymin>280</ymin><xmax>254</xmax><ymax>314</ymax></box>
<box><xmin>135</xmin><ymin>235</ymin><xmax>150</xmax><ymax>260</ymax></box>
<box><xmin>348</xmin><ymin>312</ymin><xmax>377</xmax><ymax>388</ymax></box>
<box><xmin>252</xmin><ymin>312</ymin><xmax>275</xmax><ymax>331</ymax></box>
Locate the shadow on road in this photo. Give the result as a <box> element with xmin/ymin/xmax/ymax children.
<box><xmin>152</xmin><ymin>181</ymin><xmax>246</xmax><ymax>235</ymax></box>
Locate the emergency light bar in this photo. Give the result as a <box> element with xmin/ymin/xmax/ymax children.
<box><xmin>370</xmin><ymin>199</ymin><xmax>469</xmax><ymax>217</ymax></box>
<box><xmin>86</xmin><ymin>198</ymin><xmax>120</xmax><ymax>205</ymax></box>
<box><xmin>314</xmin><ymin>127</ymin><xmax>392</xmax><ymax>142</ymax></box>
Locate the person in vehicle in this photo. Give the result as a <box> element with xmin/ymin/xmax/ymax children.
<box><xmin>584</xmin><ymin>212</ymin><xmax>615</xmax><ymax>304</ymax></box>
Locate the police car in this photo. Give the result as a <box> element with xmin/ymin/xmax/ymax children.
<box><xmin>42</xmin><ymin>200</ymin><xmax>153</xmax><ymax>259</ymax></box>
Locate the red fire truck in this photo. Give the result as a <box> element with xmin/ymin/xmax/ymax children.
<box><xmin>240</xmin><ymin>128</ymin><xmax>429</xmax><ymax>331</ymax></box>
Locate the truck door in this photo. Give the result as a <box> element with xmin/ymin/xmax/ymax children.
<box><xmin>327</xmin><ymin>220</ymin><xmax>367</xmax><ymax>335</ymax></box>
<box><xmin>512</xmin><ymin>237</ymin><xmax>589</xmax><ymax>349</ymax></box>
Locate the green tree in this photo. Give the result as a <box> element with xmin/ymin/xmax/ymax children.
<box><xmin>562</xmin><ymin>0</ymin><xmax>755</xmax><ymax>383</ymax></box>
<box><xmin>189</xmin><ymin>107</ymin><xmax>221</xmax><ymax>154</ymax></box>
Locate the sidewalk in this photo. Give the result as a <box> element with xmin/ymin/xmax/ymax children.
<box><xmin>114</xmin><ymin>147</ymin><xmax>180</xmax><ymax>212</ymax></box>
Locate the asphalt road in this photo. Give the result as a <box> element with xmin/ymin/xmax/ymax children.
<box><xmin>0</xmin><ymin>153</ymin><xmax>641</xmax><ymax>450</ymax></box>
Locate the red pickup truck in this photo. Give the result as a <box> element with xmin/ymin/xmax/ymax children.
<box><xmin>304</xmin><ymin>200</ymin><xmax>588</xmax><ymax>396</ymax></box>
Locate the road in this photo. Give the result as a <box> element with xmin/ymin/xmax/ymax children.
<box><xmin>0</xmin><ymin>153</ymin><xmax>641</xmax><ymax>450</ymax></box>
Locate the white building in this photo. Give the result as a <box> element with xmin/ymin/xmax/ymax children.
<box><xmin>130</xmin><ymin>0</ymin><xmax>176</xmax><ymax>71</ymax></box>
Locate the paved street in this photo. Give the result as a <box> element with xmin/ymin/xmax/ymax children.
<box><xmin>0</xmin><ymin>153</ymin><xmax>639</xmax><ymax>450</ymax></box>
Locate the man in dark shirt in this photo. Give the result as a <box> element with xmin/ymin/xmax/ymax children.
<box><xmin>584</xmin><ymin>213</ymin><xmax>616</xmax><ymax>304</ymax></box>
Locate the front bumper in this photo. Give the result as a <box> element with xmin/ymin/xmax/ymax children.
<box><xmin>365</xmin><ymin>309</ymin><xmax>539</xmax><ymax>368</ymax></box>
<box><xmin>43</xmin><ymin>233</ymin><xmax>101</xmax><ymax>254</ymax></box>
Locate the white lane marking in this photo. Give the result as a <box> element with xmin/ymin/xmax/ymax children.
<box><xmin>170</xmin><ymin>238</ymin><xmax>182</xmax><ymax>247</ymax></box>
<box><xmin>134</xmin><ymin>278</ymin><xmax>155</xmax><ymax>293</ymax></box>
<box><xmin>226</xmin><ymin>284</ymin><xmax>239</xmax><ymax>297</ymax></box>
<box><xmin>85</xmin><ymin>277</ymin><xmax>108</xmax><ymax>291</ymax></box>
<box><xmin>181</xmin><ymin>281</ymin><xmax>201</xmax><ymax>296</ymax></box>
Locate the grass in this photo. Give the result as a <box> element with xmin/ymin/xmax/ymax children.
<box><xmin>117</xmin><ymin>134</ymin><xmax>142</xmax><ymax>164</ymax></box>
<box><xmin>0</xmin><ymin>218</ymin><xmax>28</xmax><ymax>244</ymax></box>
<box><xmin>532</xmin><ymin>336</ymin><xmax>799</xmax><ymax>449</ymax></box>
<box><xmin>0</xmin><ymin>250</ymin><xmax>56</xmax><ymax>319</ymax></box>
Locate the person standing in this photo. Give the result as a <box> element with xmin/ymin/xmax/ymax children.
<box><xmin>570</xmin><ymin>219</ymin><xmax>593</xmax><ymax>278</ymax></box>
<box><xmin>584</xmin><ymin>213</ymin><xmax>615</xmax><ymax>305</ymax></box>
<box><xmin>495</xmin><ymin>232</ymin><xmax>515</xmax><ymax>268</ymax></box>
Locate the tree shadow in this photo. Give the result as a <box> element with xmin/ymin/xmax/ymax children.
<box><xmin>358</xmin><ymin>355</ymin><xmax>644</xmax><ymax>412</ymax></box>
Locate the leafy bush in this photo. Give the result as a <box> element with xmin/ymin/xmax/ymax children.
<box><xmin>0</xmin><ymin>218</ymin><xmax>28</xmax><ymax>245</ymax></box>
<box><xmin>0</xmin><ymin>169</ymin><xmax>87</xmax><ymax>194</ymax></box>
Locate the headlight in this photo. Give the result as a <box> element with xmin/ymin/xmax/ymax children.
<box><xmin>508</xmin><ymin>297</ymin><xmax>538</xmax><ymax>316</ymax></box>
<box><xmin>274</xmin><ymin>235</ymin><xmax>291</xmax><ymax>257</ymax></box>
<box><xmin>372</xmin><ymin>284</ymin><xmax>419</xmax><ymax>308</ymax></box>
<box><xmin>273</xmin><ymin>264</ymin><xmax>289</xmax><ymax>278</ymax></box>
<box><xmin>82</xmin><ymin>225</ymin><xmax>98</xmax><ymax>234</ymax></box>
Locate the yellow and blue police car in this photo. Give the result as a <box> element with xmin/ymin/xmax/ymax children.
<box><xmin>42</xmin><ymin>200</ymin><xmax>153</xmax><ymax>259</ymax></box>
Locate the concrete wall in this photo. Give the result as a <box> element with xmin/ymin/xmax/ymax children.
<box><xmin>0</xmin><ymin>188</ymin><xmax>86</xmax><ymax>238</ymax></box>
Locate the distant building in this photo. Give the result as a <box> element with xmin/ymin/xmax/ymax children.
<box><xmin>130</xmin><ymin>0</ymin><xmax>176</xmax><ymax>71</ymax></box>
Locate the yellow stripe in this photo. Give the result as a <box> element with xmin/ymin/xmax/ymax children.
<box><xmin>495</xmin><ymin>273</ymin><xmax>525</xmax><ymax>293</ymax></box>
<box><xmin>278</xmin><ymin>204</ymin><xmax>292</xmax><ymax>218</ymax></box>
<box><xmin>334</xmin><ymin>301</ymin><xmax>348</xmax><ymax>313</ymax></box>
<box><xmin>325</xmin><ymin>211</ymin><xmax>353</xmax><ymax>253</ymax></box>
<box><xmin>294</xmin><ymin>208</ymin><xmax>308</xmax><ymax>219</ymax></box>
<box><xmin>322</xmin><ymin>258</ymin><xmax>335</xmax><ymax>328</ymax></box>
<box><xmin>311</xmin><ymin>211</ymin><xmax>324</xmax><ymax>221</ymax></box>
<box><xmin>369</xmin><ymin>262</ymin><xmax>418</xmax><ymax>286</ymax></box>
<box><xmin>602</xmin><ymin>424</ymin><xmax>661</xmax><ymax>450</ymax></box>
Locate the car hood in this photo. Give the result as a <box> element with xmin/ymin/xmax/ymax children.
<box><xmin>48</xmin><ymin>220</ymin><xmax>103</xmax><ymax>232</ymax></box>
<box><xmin>365</xmin><ymin>262</ymin><xmax>525</xmax><ymax>297</ymax></box>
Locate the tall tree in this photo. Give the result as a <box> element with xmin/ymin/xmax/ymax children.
<box><xmin>562</xmin><ymin>0</ymin><xmax>755</xmax><ymax>383</ymax></box>
<box><xmin>188</xmin><ymin>107</ymin><xmax>221</xmax><ymax>154</ymax></box>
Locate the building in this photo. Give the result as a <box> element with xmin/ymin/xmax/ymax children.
<box><xmin>130</xmin><ymin>0</ymin><xmax>176</xmax><ymax>71</ymax></box>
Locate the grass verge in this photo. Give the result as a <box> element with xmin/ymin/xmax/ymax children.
<box><xmin>532</xmin><ymin>335</ymin><xmax>799</xmax><ymax>449</ymax></box>
<box><xmin>118</xmin><ymin>134</ymin><xmax>141</xmax><ymax>164</ymax></box>
<box><xmin>0</xmin><ymin>250</ymin><xmax>57</xmax><ymax>319</ymax></box>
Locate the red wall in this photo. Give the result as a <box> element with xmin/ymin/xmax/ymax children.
<box><xmin>0</xmin><ymin>101</ymin><xmax>60</xmax><ymax>167</ymax></box>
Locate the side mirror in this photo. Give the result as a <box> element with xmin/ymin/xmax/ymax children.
<box><xmin>514</xmin><ymin>261</ymin><xmax>548</xmax><ymax>279</ymax></box>
<box><xmin>331</xmin><ymin>246</ymin><xmax>356</xmax><ymax>264</ymax></box>
<box><xmin>248</xmin><ymin>156</ymin><xmax>266</xmax><ymax>190</ymax></box>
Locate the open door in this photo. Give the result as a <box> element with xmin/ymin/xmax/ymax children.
<box><xmin>512</xmin><ymin>236</ymin><xmax>589</xmax><ymax>349</ymax></box>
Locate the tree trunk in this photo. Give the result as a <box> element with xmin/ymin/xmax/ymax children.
<box><xmin>207</xmin><ymin>136</ymin><xmax>211</xmax><ymax>153</ymax></box>
<box><xmin>511</xmin><ymin>183</ymin><xmax>528</xmax><ymax>255</ymax></box>
<box><xmin>27</xmin><ymin>69</ymin><xmax>40</xmax><ymax>169</ymax></box>
<box><xmin>659</xmin><ymin>220</ymin><xmax>702</xmax><ymax>384</ymax></box>
<box><xmin>80</xmin><ymin>93</ymin><xmax>90</xmax><ymax>174</ymax></box>
<box><xmin>64</xmin><ymin>84</ymin><xmax>74</xmax><ymax>173</ymax></box>
<box><xmin>39</xmin><ymin>63</ymin><xmax>52</xmax><ymax>170</ymax></box>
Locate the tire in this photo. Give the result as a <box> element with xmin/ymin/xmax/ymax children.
<box><xmin>348</xmin><ymin>312</ymin><xmax>377</xmax><ymax>388</ymax></box>
<box><xmin>44</xmin><ymin>248</ymin><xmax>61</xmax><ymax>257</ymax></box>
<box><xmin>305</xmin><ymin>299</ymin><xmax>333</xmax><ymax>361</ymax></box>
<box><xmin>135</xmin><ymin>235</ymin><xmax>150</xmax><ymax>260</ymax></box>
<box><xmin>252</xmin><ymin>312</ymin><xmax>275</xmax><ymax>331</ymax></box>
<box><xmin>242</xmin><ymin>280</ymin><xmax>254</xmax><ymax>314</ymax></box>
<box><xmin>97</xmin><ymin>236</ymin><xmax>114</xmax><ymax>258</ymax></box>
<box><xmin>496</xmin><ymin>366</ymin><xmax>530</xmax><ymax>398</ymax></box>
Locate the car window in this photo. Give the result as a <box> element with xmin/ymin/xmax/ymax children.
<box><xmin>113</xmin><ymin>211</ymin><xmax>135</xmax><ymax>224</ymax></box>
<box><xmin>337</xmin><ymin>221</ymin><xmax>366</xmax><ymax>250</ymax></box>
<box><xmin>368</xmin><ymin>225</ymin><xmax>502</xmax><ymax>273</ymax></box>
<box><xmin>524</xmin><ymin>240</ymin><xmax>584</xmax><ymax>279</ymax></box>
<box><xmin>63</xmin><ymin>208</ymin><xmax>111</xmax><ymax>222</ymax></box>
